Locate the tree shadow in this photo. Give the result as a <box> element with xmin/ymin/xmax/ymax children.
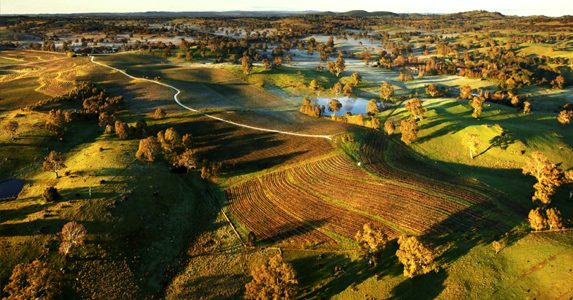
<box><xmin>389</xmin><ymin>270</ymin><xmax>448</xmax><ymax>300</ymax></box>
<box><xmin>259</xmin><ymin>219</ymin><xmax>328</xmax><ymax>244</ymax></box>
<box><xmin>0</xmin><ymin>203</ymin><xmax>51</xmax><ymax>222</ymax></box>
<box><xmin>296</xmin><ymin>242</ymin><xmax>402</xmax><ymax>299</ymax></box>
<box><xmin>477</xmin><ymin>129</ymin><xmax>517</xmax><ymax>157</ymax></box>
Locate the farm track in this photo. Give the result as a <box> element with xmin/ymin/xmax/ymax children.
<box><xmin>89</xmin><ymin>55</ymin><xmax>333</xmax><ymax>140</ymax></box>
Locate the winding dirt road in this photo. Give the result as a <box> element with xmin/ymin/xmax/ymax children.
<box><xmin>89</xmin><ymin>55</ymin><xmax>333</xmax><ymax>140</ymax></box>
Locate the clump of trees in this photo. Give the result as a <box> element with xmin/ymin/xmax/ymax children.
<box><xmin>522</xmin><ymin>152</ymin><xmax>570</xmax><ymax>231</ymax></box>
<box><xmin>396</xmin><ymin>235</ymin><xmax>436</xmax><ymax>278</ymax></box>
<box><xmin>201</xmin><ymin>160</ymin><xmax>222</xmax><ymax>180</ymax></box>
<box><xmin>2</xmin><ymin>260</ymin><xmax>63</xmax><ymax>300</ymax></box>
<box><xmin>244</xmin><ymin>254</ymin><xmax>298</xmax><ymax>300</ymax></box>
<box><xmin>528</xmin><ymin>207</ymin><xmax>564</xmax><ymax>231</ymax></box>
<box><xmin>59</xmin><ymin>221</ymin><xmax>87</xmax><ymax>258</ymax></box>
<box><xmin>173</xmin><ymin>149</ymin><xmax>198</xmax><ymax>173</ymax></box>
<box><xmin>43</xmin><ymin>151</ymin><xmax>66</xmax><ymax>178</ymax></box>
<box><xmin>522</xmin><ymin>152</ymin><xmax>566</xmax><ymax>205</ymax></box>
<box><xmin>299</xmin><ymin>97</ymin><xmax>322</xmax><ymax>118</ymax></box>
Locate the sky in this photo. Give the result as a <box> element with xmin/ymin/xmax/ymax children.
<box><xmin>1</xmin><ymin>0</ymin><xmax>572</xmax><ymax>16</ymax></box>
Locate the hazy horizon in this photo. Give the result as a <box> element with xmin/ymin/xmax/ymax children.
<box><xmin>1</xmin><ymin>0</ymin><xmax>572</xmax><ymax>17</ymax></box>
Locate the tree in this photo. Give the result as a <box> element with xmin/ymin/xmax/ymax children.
<box><xmin>400</xmin><ymin>118</ymin><xmax>418</xmax><ymax>145</ymax></box>
<box><xmin>134</xmin><ymin>119</ymin><xmax>148</xmax><ymax>138</ymax></box>
<box><xmin>334</xmin><ymin>53</ymin><xmax>345</xmax><ymax>77</ymax></box>
<box><xmin>466</xmin><ymin>133</ymin><xmax>480</xmax><ymax>159</ymax></box>
<box><xmin>557</xmin><ymin>109</ymin><xmax>572</xmax><ymax>126</ymax></box>
<box><xmin>326</xmin><ymin>61</ymin><xmax>336</xmax><ymax>74</ymax></box>
<box><xmin>42</xmin><ymin>186</ymin><xmax>61</xmax><ymax>202</ymax></box>
<box><xmin>59</xmin><ymin>221</ymin><xmax>87</xmax><ymax>257</ymax></box>
<box><xmin>425</xmin><ymin>84</ymin><xmax>442</xmax><ymax>97</ymax></box>
<box><xmin>459</xmin><ymin>85</ymin><xmax>473</xmax><ymax>100</ymax></box>
<box><xmin>163</xmin><ymin>127</ymin><xmax>181</xmax><ymax>152</ymax></box>
<box><xmin>182</xmin><ymin>133</ymin><xmax>193</xmax><ymax>149</ymax></box>
<box><xmin>262</xmin><ymin>58</ymin><xmax>271</xmax><ymax>70</ymax></box>
<box><xmin>2</xmin><ymin>120</ymin><xmax>19</xmax><ymax>140</ymax></box>
<box><xmin>43</xmin><ymin>151</ymin><xmax>66</xmax><ymax>178</ymax></box>
<box><xmin>331</xmin><ymin>82</ymin><xmax>342</xmax><ymax>95</ymax></box>
<box><xmin>546</xmin><ymin>207</ymin><xmax>564</xmax><ymax>230</ymax></box>
<box><xmin>328</xmin><ymin>99</ymin><xmax>342</xmax><ymax>118</ymax></box>
<box><xmin>136</xmin><ymin>137</ymin><xmax>161</xmax><ymax>162</ymax></box>
<box><xmin>396</xmin><ymin>235</ymin><xmax>436</xmax><ymax>278</ymax></box>
<box><xmin>98</xmin><ymin>112</ymin><xmax>115</xmax><ymax>128</ymax></box>
<box><xmin>491</xmin><ymin>240</ymin><xmax>505</xmax><ymax>254</ymax></box>
<box><xmin>173</xmin><ymin>149</ymin><xmax>197</xmax><ymax>172</ymax></box>
<box><xmin>351</xmin><ymin>72</ymin><xmax>362</xmax><ymax>85</ymax></box>
<box><xmin>45</xmin><ymin>109</ymin><xmax>66</xmax><ymax>137</ymax></box>
<box><xmin>405</xmin><ymin>99</ymin><xmax>426</xmax><ymax>120</ymax></box>
<box><xmin>241</xmin><ymin>54</ymin><xmax>253</xmax><ymax>75</ymax></box>
<box><xmin>510</xmin><ymin>94</ymin><xmax>520</xmax><ymax>107</ymax></box>
<box><xmin>522</xmin><ymin>152</ymin><xmax>564</xmax><ymax>204</ymax></box>
<box><xmin>2</xmin><ymin>260</ymin><xmax>63</xmax><ymax>300</ymax></box>
<box><xmin>384</xmin><ymin>119</ymin><xmax>395</xmax><ymax>135</ymax></box>
<box><xmin>528</xmin><ymin>208</ymin><xmax>547</xmax><ymax>231</ymax></box>
<box><xmin>114</xmin><ymin>120</ymin><xmax>129</xmax><ymax>140</ymax></box>
<box><xmin>552</xmin><ymin>75</ymin><xmax>565</xmax><ymax>89</ymax></box>
<box><xmin>355</xmin><ymin>223</ymin><xmax>388</xmax><ymax>265</ymax></box>
<box><xmin>380</xmin><ymin>81</ymin><xmax>394</xmax><ymax>101</ymax></box>
<box><xmin>343</xmin><ymin>82</ymin><xmax>354</xmax><ymax>96</ymax></box>
<box><xmin>244</xmin><ymin>254</ymin><xmax>298</xmax><ymax>300</ymax></box>
<box><xmin>308</xmin><ymin>79</ymin><xmax>319</xmax><ymax>92</ymax></box>
<box><xmin>366</xmin><ymin>99</ymin><xmax>380</xmax><ymax>116</ymax></box>
<box><xmin>470</xmin><ymin>96</ymin><xmax>484</xmax><ymax>118</ymax></box>
<box><xmin>152</xmin><ymin>107</ymin><xmax>166</xmax><ymax>119</ymax></box>
<box><xmin>369</xmin><ymin>117</ymin><xmax>381</xmax><ymax>129</ymax></box>
<box><xmin>523</xmin><ymin>101</ymin><xmax>532</xmax><ymax>114</ymax></box>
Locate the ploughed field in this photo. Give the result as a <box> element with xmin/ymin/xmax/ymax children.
<box><xmin>226</xmin><ymin>132</ymin><xmax>499</xmax><ymax>248</ymax></box>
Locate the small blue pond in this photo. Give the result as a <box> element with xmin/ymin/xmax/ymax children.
<box><xmin>315</xmin><ymin>97</ymin><xmax>373</xmax><ymax>116</ymax></box>
<box><xmin>0</xmin><ymin>179</ymin><xmax>25</xmax><ymax>200</ymax></box>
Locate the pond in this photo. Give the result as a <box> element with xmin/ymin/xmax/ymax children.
<box><xmin>0</xmin><ymin>179</ymin><xmax>25</xmax><ymax>200</ymax></box>
<box><xmin>315</xmin><ymin>97</ymin><xmax>379</xmax><ymax>116</ymax></box>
